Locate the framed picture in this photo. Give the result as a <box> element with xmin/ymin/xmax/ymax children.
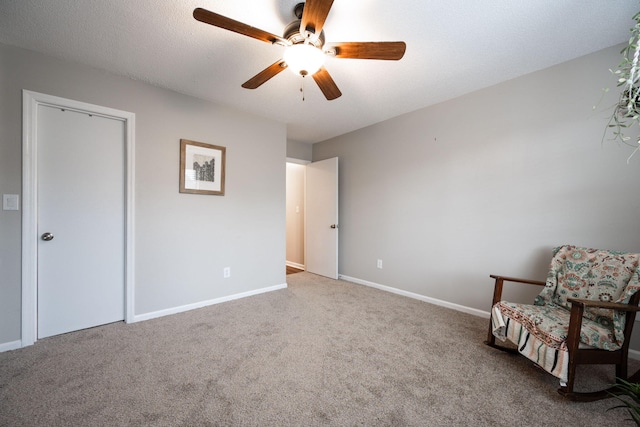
<box><xmin>179</xmin><ymin>139</ymin><xmax>226</xmax><ymax>195</ymax></box>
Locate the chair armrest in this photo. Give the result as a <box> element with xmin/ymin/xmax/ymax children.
<box><xmin>489</xmin><ymin>275</ymin><xmax>546</xmax><ymax>308</ymax></box>
<box><xmin>486</xmin><ymin>274</ymin><xmax>545</xmax><ymax>347</ymax></box>
<box><xmin>565</xmin><ymin>298</ymin><xmax>640</xmax><ymax>353</ymax></box>
<box><xmin>489</xmin><ymin>275</ymin><xmax>546</xmax><ymax>286</ymax></box>
<box><xmin>566</xmin><ymin>298</ymin><xmax>640</xmax><ymax>312</ymax></box>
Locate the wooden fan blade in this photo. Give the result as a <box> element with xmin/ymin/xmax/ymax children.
<box><xmin>242</xmin><ymin>60</ymin><xmax>288</xmax><ymax>89</ymax></box>
<box><xmin>194</xmin><ymin>8</ymin><xmax>287</xmax><ymax>45</ymax></box>
<box><xmin>327</xmin><ymin>42</ymin><xmax>406</xmax><ymax>60</ymax></box>
<box><xmin>300</xmin><ymin>0</ymin><xmax>334</xmax><ymax>37</ymax></box>
<box><xmin>312</xmin><ymin>67</ymin><xmax>341</xmax><ymax>100</ymax></box>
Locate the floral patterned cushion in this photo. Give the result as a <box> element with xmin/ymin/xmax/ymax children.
<box><xmin>496</xmin><ymin>301</ymin><xmax>620</xmax><ymax>351</ymax></box>
<box><xmin>534</xmin><ymin>245</ymin><xmax>640</xmax><ymax>347</ymax></box>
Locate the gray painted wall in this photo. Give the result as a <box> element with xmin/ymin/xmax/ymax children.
<box><xmin>286</xmin><ymin>140</ymin><xmax>313</xmax><ymax>162</ymax></box>
<box><xmin>313</xmin><ymin>45</ymin><xmax>640</xmax><ymax>317</ymax></box>
<box><xmin>0</xmin><ymin>43</ymin><xmax>286</xmax><ymax>346</ymax></box>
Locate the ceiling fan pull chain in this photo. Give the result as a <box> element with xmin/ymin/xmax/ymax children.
<box><xmin>301</xmin><ymin>76</ymin><xmax>305</xmax><ymax>101</ymax></box>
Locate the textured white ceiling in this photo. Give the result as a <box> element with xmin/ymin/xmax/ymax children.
<box><xmin>0</xmin><ymin>0</ymin><xmax>637</xmax><ymax>143</ymax></box>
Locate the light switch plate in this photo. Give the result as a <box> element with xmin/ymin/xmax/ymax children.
<box><xmin>3</xmin><ymin>194</ymin><xmax>19</xmax><ymax>211</ymax></box>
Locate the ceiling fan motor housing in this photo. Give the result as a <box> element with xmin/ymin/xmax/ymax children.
<box><xmin>283</xmin><ymin>20</ymin><xmax>325</xmax><ymax>48</ymax></box>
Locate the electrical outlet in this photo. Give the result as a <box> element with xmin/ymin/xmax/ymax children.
<box><xmin>377</xmin><ymin>259</ymin><xmax>383</xmax><ymax>269</ymax></box>
<box><xmin>223</xmin><ymin>267</ymin><xmax>231</xmax><ymax>278</ymax></box>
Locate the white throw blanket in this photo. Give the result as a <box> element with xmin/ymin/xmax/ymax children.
<box><xmin>491</xmin><ymin>305</ymin><xmax>506</xmax><ymax>341</ymax></box>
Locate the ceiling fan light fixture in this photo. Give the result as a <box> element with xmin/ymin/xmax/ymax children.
<box><xmin>194</xmin><ymin>1</ymin><xmax>406</xmax><ymax>100</ymax></box>
<box><xmin>283</xmin><ymin>43</ymin><xmax>325</xmax><ymax>76</ymax></box>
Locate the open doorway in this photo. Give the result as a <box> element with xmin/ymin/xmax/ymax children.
<box><xmin>286</xmin><ymin>157</ymin><xmax>339</xmax><ymax>278</ymax></box>
<box><xmin>286</xmin><ymin>161</ymin><xmax>307</xmax><ymax>274</ymax></box>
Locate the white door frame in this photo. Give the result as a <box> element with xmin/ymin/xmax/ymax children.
<box><xmin>21</xmin><ymin>90</ymin><xmax>136</xmax><ymax>347</ymax></box>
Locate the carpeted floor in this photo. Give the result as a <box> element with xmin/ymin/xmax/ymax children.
<box><xmin>0</xmin><ymin>272</ymin><xmax>636</xmax><ymax>426</ymax></box>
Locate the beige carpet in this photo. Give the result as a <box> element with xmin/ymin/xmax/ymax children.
<box><xmin>0</xmin><ymin>272</ymin><xmax>636</xmax><ymax>426</ymax></box>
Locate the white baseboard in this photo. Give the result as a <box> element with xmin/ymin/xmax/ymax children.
<box><xmin>0</xmin><ymin>339</ymin><xmax>22</xmax><ymax>353</ymax></box>
<box><xmin>339</xmin><ymin>275</ymin><xmax>490</xmax><ymax>319</ymax></box>
<box><xmin>8</xmin><ymin>273</ymin><xmax>640</xmax><ymax>362</ymax></box>
<box><xmin>339</xmin><ymin>275</ymin><xmax>640</xmax><ymax>361</ymax></box>
<box><xmin>286</xmin><ymin>261</ymin><xmax>305</xmax><ymax>270</ymax></box>
<box><xmin>132</xmin><ymin>283</ymin><xmax>288</xmax><ymax>323</ymax></box>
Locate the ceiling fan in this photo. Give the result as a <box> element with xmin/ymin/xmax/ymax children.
<box><xmin>193</xmin><ymin>0</ymin><xmax>406</xmax><ymax>100</ymax></box>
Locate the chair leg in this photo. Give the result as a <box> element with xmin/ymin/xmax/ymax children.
<box><xmin>558</xmin><ymin>358</ymin><xmax>633</xmax><ymax>401</ymax></box>
<box><xmin>557</xmin><ymin>366</ymin><xmax>609</xmax><ymax>401</ymax></box>
<box><xmin>485</xmin><ymin>277</ymin><xmax>504</xmax><ymax>348</ymax></box>
<box><xmin>616</xmin><ymin>361</ymin><xmax>628</xmax><ymax>382</ymax></box>
<box><xmin>486</xmin><ymin>315</ymin><xmax>496</xmax><ymax>347</ymax></box>
<box><xmin>558</xmin><ymin>359</ymin><xmax>577</xmax><ymax>398</ymax></box>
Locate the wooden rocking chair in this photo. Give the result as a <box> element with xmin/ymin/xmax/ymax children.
<box><xmin>485</xmin><ymin>245</ymin><xmax>640</xmax><ymax>401</ymax></box>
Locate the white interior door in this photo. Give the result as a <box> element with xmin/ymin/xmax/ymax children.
<box><xmin>37</xmin><ymin>104</ymin><xmax>125</xmax><ymax>338</ymax></box>
<box><xmin>305</xmin><ymin>157</ymin><xmax>338</xmax><ymax>279</ymax></box>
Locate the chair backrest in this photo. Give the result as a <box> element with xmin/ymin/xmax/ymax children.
<box><xmin>534</xmin><ymin>245</ymin><xmax>640</xmax><ymax>345</ymax></box>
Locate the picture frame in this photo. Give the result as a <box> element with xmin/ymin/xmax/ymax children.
<box><xmin>179</xmin><ymin>139</ymin><xmax>226</xmax><ymax>195</ymax></box>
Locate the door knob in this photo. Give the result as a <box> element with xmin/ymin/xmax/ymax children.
<box><xmin>330</xmin><ymin>224</ymin><xmax>338</xmax><ymax>229</ymax></box>
<box><xmin>41</xmin><ymin>232</ymin><xmax>54</xmax><ymax>241</ymax></box>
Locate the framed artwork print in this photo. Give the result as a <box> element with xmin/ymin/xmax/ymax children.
<box><xmin>179</xmin><ymin>139</ymin><xmax>226</xmax><ymax>195</ymax></box>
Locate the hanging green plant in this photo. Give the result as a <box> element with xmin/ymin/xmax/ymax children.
<box><xmin>606</xmin><ymin>11</ymin><xmax>640</xmax><ymax>162</ymax></box>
